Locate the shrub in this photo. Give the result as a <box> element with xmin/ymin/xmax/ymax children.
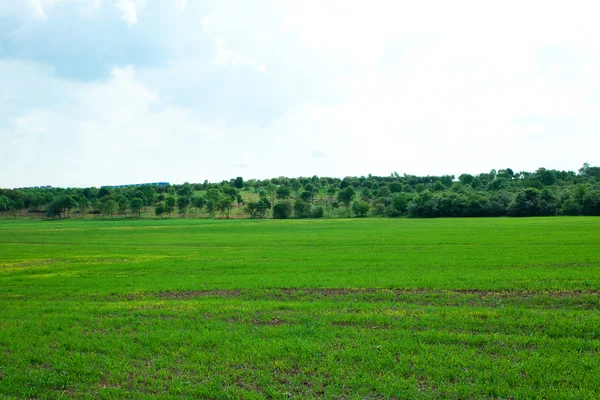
<box><xmin>293</xmin><ymin>199</ymin><xmax>311</xmax><ymax>218</ymax></box>
<box><xmin>311</xmin><ymin>206</ymin><xmax>324</xmax><ymax>218</ymax></box>
<box><xmin>272</xmin><ymin>201</ymin><xmax>292</xmax><ymax>219</ymax></box>
<box><xmin>352</xmin><ymin>200</ymin><xmax>371</xmax><ymax>217</ymax></box>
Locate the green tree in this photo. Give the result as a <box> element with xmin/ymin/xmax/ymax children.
<box><xmin>293</xmin><ymin>199</ymin><xmax>311</xmax><ymax>218</ymax></box>
<box><xmin>311</xmin><ymin>206</ymin><xmax>324</xmax><ymax>218</ymax></box>
<box><xmin>352</xmin><ymin>200</ymin><xmax>370</xmax><ymax>217</ymax></box>
<box><xmin>177</xmin><ymin>182</ymin><xmax>194</xmax><ymax>197</ymax></box>
<box><xmin>130</xmin><ymin>197</ymin><xmax>144</xmax><ymax>217</ymax></box>
<box><xmin>273</xmin><ymin>201</ymin><xmax>292</xmax><ymax>219</ymax></box>
<box><xmin>376</xmin><ymin>187</ymin><xmax>391</xmax><ymax>198</ymax></box>
<box><xmin>304</xmin><ymin>184</ymin><xmax>315</xmax><ymax>202</ymax></box>
<box><xmin>78</xmin><ymin>197</ymin><xmax>90</xmax><ymax>218</ymax></box>
<box><xmin>582</xmin><ymin>191</ymin><xmax>600</xmax><ymax>215</ymax></box>
<box><xmin>407</xmin><ymin>190</ymin><xmax>437</xmax><ymax>218</ymax></box>
<box><xmin>234</xmin><ymin>176</ymin><xmax>244</xmax><ymax>189</ymax></box>
<box><xmin>132</xmin><ymin>191</ymin><xmax>148</xmax><ymax>210</ymax></box>
<box><xmin>291</xmin><ymin>180</ymin><xmax>301</xmax><ymax>194</ymax></box>
<box><xmin>387</xmin><ymin>193</ymin><xmax>410</xmax><ymax>217</ymax></box>
<box><xmin>192</xmin><ymin>196</ymin><xmax>206</xmax><ymax>217</ymax></box>
<box><xmin>337</xmin><ymin>187</ymin><xmax>356</xmax><ymax>207</ymax></box>
<box><xmin>236</xmin><ymin>194</ymin><xmax>244</xmax><ymax>210</ymax></box>
<box><xmin>177</xmin><ymin>195</ymin><xmax>191</xmax><ymax>215</ymax></box>
<box><xmin>155</xmin><ymin>203</ymin><xmax>166</xmax><ymax>219</ymax></box>
<box><xmin>0</xmin><ymin>195</ymin><xmax>10</xmax><ymax>212</ymax></box>
<box><xmin>560</xmin><ymin>196</ymin><xmax>582</xmax><ymax>215</ymax></box>
<box><xmin>28</xmin><ymin>195</ymin><xmax>42</xmax><ymax>212</ymax></box>
<box><xmin>45</xmin><ymin>199</ymin><xmax>64</xmax><ymax>219</ymax></box>
<box><xmin>488</xmin><ymin>178</ymin><xmax>509</xmax><ymax>191</ymax></box>
<box><xmin>222</xmin><ymin>186</ymin><xmax>239</xmax><ymax>199</ymax></box>
<box><xmin>217</xmin><ymin>197</ymin><xmax>234</xmax><ymax>218</ymax></box>
<box><xmin>574</xmin><ymin>184</ymin><xmax>589</xmax><ymax>203</ymax></box>
<box><xmin>508</xmin><ymin>188</ymin><xmax>543</xmax><ymax>217</ymax></box>
<box><xmin>389</xmin><ymin>182</ymin><xmax>403</xmax><ymax>193</ymax></box>
<box><xmin>267</xmin><ymin>183</ymin><xmax>277</xmax><ymax>204</ymax></box>
<box><xmin>299</xmin><ymin>191</ymin><xmax>312</xmax><ymax>203</ymax></box>
<box><xmin>13</xmin><ymin>198</ymin><xmax>25</xmax><ymax>215</ymax></box>
<box><xmin>62</xmin><ymin>196</ymin><xmax>77</xmax><ymax>218</ymax></box>
<box><xmin>433</xmin><ymin>181</ymin><xmax>446</xmax><ymax>192</ymax></box>
<box><xmin>102</xmin><ymin>199</ymin><xmax>117</xmax><ymax>217</ymax></box>
<box><xmin>360</xmin><ymin>189</ymin><xmax>374</xmax><ymax>201</ymax></box>
<box><xmin>326</xmin><ymin>185</ymin><xmax>337</xmax><ymax>201</ymax></box>
<box><xmin>245</xmin><ymin>201</ymin><xmax>259</xmax><ymax>219</ymax></box>
<box><xmin>116</xmin><ymin>195</ymin><xmax>128</xmax><ymax>215</ymax></box>
<box><xmin>255</xmin><ymin>198</ymin><xmax>271</xmax><ymax>218</ymax></box>
<box><xmin>276</xmin><ymin>186</ymin><xmax>291</xmax><ymax>200</ymax></box>
<box><xmin>535</xmin><ymin>168</ymin><xmax>556</xmax><ymax>186</ymax></box>
<box><xmin>165</xmin><ymin>196</ymin><xmax>176</xmax><ymax>216</ymax></box>
<box><xmin>205</xmin><ymin>188</ymin><xmax>223</xmax><ymax>217</ymax></box>
<box><xmin>98</xmin><ymin>187</ymin><xmax>111</xmax><ymax>199</ymax></box>
<box><xmin>138</xmin><ymin>185</ymin><xmax>156</xmax><ymax>206</ymax></box>
<box><xmin>458</xmin><ymin>174</ymin><xmax>474</xmax><ymax>185</ymax></box>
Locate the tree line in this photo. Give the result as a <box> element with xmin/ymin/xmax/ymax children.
<box><xmin>1</xmin><ymin>163</ymin><xmax>600</xmax><ymax>220</ymax></box>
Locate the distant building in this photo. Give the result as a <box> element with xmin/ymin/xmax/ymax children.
<box><xmin>101</xmin><ymin>182</ymin><xmax>170</xmax><ymax>189</ymax></box>
<box><xmin>11</xmin><ymin>186</ymin><xmax>53</xmax><ymax>191</ymax></box>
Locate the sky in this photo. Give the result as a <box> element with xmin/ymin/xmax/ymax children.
<box><xmin>1</xmin><ymin>0</ymin><xmax>599</xmax><ymax>188</ymax></box>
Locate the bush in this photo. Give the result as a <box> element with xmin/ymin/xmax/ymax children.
<box><xmin>560</xmin><ymin>198</ymin><xmax>582</xmax><ymax>216</ymax></box>
<box><xmin>311</xmin><ymin>206</ymin><xmax>324</xmax><ymax>218</ymax></box>
<box><xmin>272</xmin><ymin>201</ymin><xmax>292</xmax><ymax>219</ymax></box>
<box><xmin>293</xmin><ymin>199</ymin><xmax>311</xmax><ymax>218</ymax></box>
<box><xmin>352</xmin><ymin>200</ymin><xmax>370</xmax><ymax>217</ymax></box>
<box><xmin>385</xmin><ymin>207</ymin><xmax>403</xmax><ymax>217</ymax></box>
<box><xmin>582</xmin><ymin>190</ymin><xmax>600</xmax><ymax>215</ymax></box>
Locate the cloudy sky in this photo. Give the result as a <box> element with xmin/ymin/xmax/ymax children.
<box><xmin>1</xmin><ymin>0</ymin><xmax>599</xmax><ymax>188</ymax></box>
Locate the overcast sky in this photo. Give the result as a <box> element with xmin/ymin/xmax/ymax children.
<box><xmin>1</xmin><ymin>0</ymin><xmax>599</xmax><ymax>188</ymax></box>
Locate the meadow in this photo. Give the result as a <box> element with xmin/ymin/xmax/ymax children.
<box><xmin>0</xmin><ymin>217</ymin><xmax>599</xmax><ymax>399</ymax></box>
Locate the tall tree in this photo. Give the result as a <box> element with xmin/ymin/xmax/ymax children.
<box><xmin>78</xmin><ymin>197</ymin><xmax>90</xmax><ymax>218</ymax></box>
<box><xmin>234</xmin><ymin>176</ymin><xmax>244</xmax><ymax>189</ymax></box>
<box><xmin>13</xmin><ymin>198</ymin><xmax>25</xmax><ymax>215</ymax></box>
<box><xmin>326</xmin><ymin>185</ymin><xmax>337</xmax><ymax>201</ymax></box>
<box><xmin>130</xmin><ymin>197</ymin><xmax>144</xmax><ymax>217</ymax></box>
<box><xmin>102</xmin><ymin>199</ymin><xmax>117</xmax><ymax>217</ymax></box>
<box><xmin>245</xmin><ymin>201</ymin><xmax>259</xmax><ymax>219</ymax></box>
<box><xmin>155</xmin><ymin>203</ymin><xmax>166</xmax><ymax>219</ymax></box>
<box><xmin>337</xmin><ymin>187</ymin><xmax>356</xmax><ymax>207</ymax></box>
<box><xmin>192</xmin><ymin>196</ymin><xmax>206</xmax><ymax>217</ymax></box>
<box><xmin>165</xmin><ymin>196</ymin><xmax>176</xmax><ymax>216</ymax></box>
<box><xmin>177</xmin><ymin>196</ymin><xmax>191</xmax><ymax>215</ymax></box>
<box><xmin>255</xmin><ymin>198</ymin><xmax>271</xmax><ymax>218</ymax></box>
<box><xmin>217</xmin><ymin>197</ymin><xmax>234</xmax><ymax>218</ymax></box>
<box><xmin>116</xmin><ymin>195</ymin><xmax>128</xmax><ymax>215</ymax></box>
<box><xmin>276</xmin><ymin>186</ymin><xmax>291</xmax><ymax>200</ymax></box>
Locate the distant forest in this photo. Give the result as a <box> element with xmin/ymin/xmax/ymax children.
<box><xmin>1</xmin><ymin>164</ymin><xmax>600</xmax><ymax>219</ymax></box>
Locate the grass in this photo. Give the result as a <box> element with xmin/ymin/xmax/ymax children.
<box><xmin>0</xmin><ymin>217</ymin><xmax>599</xmax><ymax>398</ymax></box>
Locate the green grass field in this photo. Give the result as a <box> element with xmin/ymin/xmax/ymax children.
<box><xmin>1</xmin><ymin>217</ymin><xmax>599</xmax><ymax>399</ymax></box>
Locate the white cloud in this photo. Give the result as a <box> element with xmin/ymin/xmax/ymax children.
<box><xmin>115</xmin><ymin>0</ymin><xmax>145</xmax><ymax>27</ymax></box>
<box><xmin>312</xmin><ymin>150</ymin><xmax>326</xmax><ymax>159</ymax></box>
<box><xmin>214</xmin><ymin>39</ymin><xmax>266</xmax><ymax>73</ymax></box>
<box><xmin>2</xmin><ymin>0</ymin><xmax>600</xmax><ymax>188</ymax></box>
<box><xmin>174</xmin><ymin>0</ymin><xmax>186</xmax><ymax>15</ymax></box>
<box><xmin>0</xmin><ymin>0</ymin><xmax>103</xmax><ymax>19</ymax></box>
<box><xmin>201</xmin><ymin>14</ymin><xmax>267</xmax><ymax>73</ymax></box>
<box><xmin>0</xmin><ymin>62</ymin><xmax>223</xmax><ymax>187</ymax></box>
